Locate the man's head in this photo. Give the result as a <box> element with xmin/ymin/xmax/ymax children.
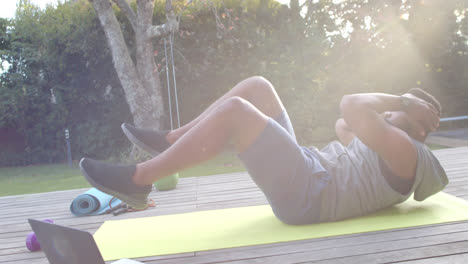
<box><xmin>407</xmin><ymin>88</ymin><xmax>442</xmax><ymax>115</ymax></box>
<box><xmin>384</xmin><ymin>88</ymin><xmax>441</xmax><ymax>142</ymax></box>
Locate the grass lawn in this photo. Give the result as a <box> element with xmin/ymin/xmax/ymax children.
<box><xmin>426</xmin><ymin>143</ymin><xmax>448</xmax><ymax>150</ymax></box>
<box><xmin>0</xmin><ymin>152</ymin><xmax>245</xmax><ymax>197</ymax></box>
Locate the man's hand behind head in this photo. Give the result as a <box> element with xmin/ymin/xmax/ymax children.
<box><xmin>402</xmin><ymin>93</ymin><xmax>440</xmax><ymax>137</ymax></box>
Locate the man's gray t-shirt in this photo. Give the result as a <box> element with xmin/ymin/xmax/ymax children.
<box><xmin>308</xmin><ymin>137</ymin><xmax>449</xmax><ymax>222</ymax></box>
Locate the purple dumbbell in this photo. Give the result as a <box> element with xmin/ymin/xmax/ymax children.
<box><xmin>26</xmin><ymin>219</ymin><xmax>54</xmax><ymax>252</ymax></box>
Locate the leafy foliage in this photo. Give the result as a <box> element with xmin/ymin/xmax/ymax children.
<box><xmin>0</xmin><ymin>0</ymin><xmax>131</xmax><ymax>166</ymax></box>
<box><xmin>0</xmin><ymin>0</ymin><xmax>467</xmax><ymax>166</ymax></box>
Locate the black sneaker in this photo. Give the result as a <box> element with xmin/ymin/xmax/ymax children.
<box><xmin>79</xmin><ymin>158</ymin><xmax>152</xmax><ymax>210</ymax></box>
<box><xmin>121</xmin><ymin>123</ymin><xmax>171</xmax><ymax>156</ymax></box>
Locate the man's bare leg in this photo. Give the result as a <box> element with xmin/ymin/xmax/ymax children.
<box><xmin>166</xmin><ymin>76</ymin><xmax>284</xmax><ymax>143</ymax></box>
<box><xmin>133</xmin><ymin>97</ymin><xmax>269</xmax><ymax>186</ymax></box>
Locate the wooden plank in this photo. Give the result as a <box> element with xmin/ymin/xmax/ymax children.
<box><xmin>426</xmin><ymin>136</ymin><xmax>468</xmax><ymax>148</ymax></box>
<box><xmin>433</xmin><ymin>146</ymin><xmax>468</xmax><ymax>154</ymax></box>
<box><xmin>0</xmin><ymin>194</ymin><xmax>197</xmax><ymax>221</ymax></box>
<box><xmin>0</xmin><ymin>251</ymin><xmax>195</xmax><ymax>264</ymax></box>
<box><xmin>398</xmin><ymin>252</ymin><xmax>468</xmax><ymax>264</ymax></box>
<box><xmin>0</xmin><ymin>194</ymin><xmax>197</xmax><ymax>222</ymax></box>
<box><xmin>212</xmin><ymin>233</ymin><xmax>468</xmax><ymax>264</ymax></box>
<box><xmin>305</xmin><ymin>241</ymin><xmax>468</xmax><ymax>264</ymax></box>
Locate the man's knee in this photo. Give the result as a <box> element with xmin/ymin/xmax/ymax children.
<box><xmin>220</xmin><ymin>96</ymin><xmax>252</xmax><ymax>117</ymax></box>
<box><xmin>220</xmin><ymin>96</ymin><xmax>263</xmax><ymax>133</ymax></box>
<box><xmin>247</xmin><ymin>75</ymin><xmax>270</xmax><ymax>84</ymax></box>
<box><xmin>241</xmin><ymin>76</ymin><xmax>279</xmax><ymax>106</ymax></box>
<box><xmin>246</xmin><ymin>76</ymin><xmax>275</xmax><ymax>93</ymax></box>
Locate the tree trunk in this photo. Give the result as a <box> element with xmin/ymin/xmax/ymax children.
<box><xmin>135</xmin><ymin>0</ymin><xmax>165</xmax><ymax>129</ymax></box>
<box><xmin>91</xmin><ymin>0</ymin><xmax>166</xmax><ymax>129</ymax></box>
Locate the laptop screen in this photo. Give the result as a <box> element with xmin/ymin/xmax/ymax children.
<box><xmin>28</xmin><ymin>219</ymin><xmax>105</xmax><ymax>264</ymax></box>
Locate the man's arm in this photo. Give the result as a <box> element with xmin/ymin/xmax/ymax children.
<box><xmin>335</xmin><ymin>118</ymin><xmax>355</xmax><ymax>146</ymax></box>
<box><xmin>340</xmin><ymin>93</ymin><xmax>438</xmax><ymax>180</ymax></box>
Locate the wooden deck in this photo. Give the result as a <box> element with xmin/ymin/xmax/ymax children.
<box><xmin>427</xmin><ymin>128</ymin><xmax>468</xmax><ymax>147</ymax></box>
<box><xmin>1</xmin><ymin>146</ymin><xmax>468</xmax><ymax>264</ymax></box>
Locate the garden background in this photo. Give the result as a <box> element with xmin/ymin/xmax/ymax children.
<box><xmin>0</xmin><ymin>0</ymin><xmax>466</xmax><ymax>195</ymax></box>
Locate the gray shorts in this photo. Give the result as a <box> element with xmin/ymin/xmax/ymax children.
<box><xmin>238</xmin><ymin>110</ymin><xmax>330</xmax><ymax>225</ymax></box>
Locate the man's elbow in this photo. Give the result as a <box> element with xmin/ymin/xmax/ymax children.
<box><xmin>340</xmin><ymin>94</ymin><xmax>369</xmax><ymax>126</ymax></box>
<box><xmin>340</xmin><ymin>94</ymin><xmax>359</xmax><ymax>114</ymax></box>
<box><xmin>335</xmin><ymin>118</ymin><xmax>351</xmax><ymax>132</ymax></box>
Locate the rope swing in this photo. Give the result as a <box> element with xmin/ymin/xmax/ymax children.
<box><xmin>163</xmin><ymin>0</ymin><xmax>193</xmax><ymax>130</ymax></box>
<box><xmin>163</xmin><ymin>32</ymin><xmax>181</xmax><ymax>130</ymax></box>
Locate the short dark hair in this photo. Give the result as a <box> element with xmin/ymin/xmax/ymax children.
<box><xmin>407</xmin><ymin>88</ymin><xmax>442</xmax><ymax>115</ymax></box>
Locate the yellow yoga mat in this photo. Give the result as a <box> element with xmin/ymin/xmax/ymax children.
<box><xmin>94</xmin><ymin>192</ymin><xmax>468</xmax><ymax>261</ymax></box>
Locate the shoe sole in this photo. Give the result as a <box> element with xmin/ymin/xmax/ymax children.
<box><xmin>79</xmin><ymin>158</ymin><xmax>149</xmax><ymax>210</ymax></box>
<box><xmin>121</xmin><ymin>123</ymin><xmax>160</xmax><ymax>157</ymax></box>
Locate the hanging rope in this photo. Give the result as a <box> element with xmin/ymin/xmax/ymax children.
<box><xmin>162</xmin><ymin>0</ymin><xmax>194</xmax><ymax>130</ymax></box>
<box><xmin>163</xmin><ymin>38</ymin><xmax>174</xmax><ymax>130</ymax></box>
<box><xmin>169</xmin><ymin>32</ymin><xmax>181</xmax><ymax>128</ymax></box>
<box><xmin>163</xmin><ymin>34</ymin><xmax>180</xmax><ymax>130</ymax></box>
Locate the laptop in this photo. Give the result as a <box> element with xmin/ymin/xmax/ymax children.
<box><xmin>28</xmin><ymin>219</ymin><xmax>143</xmax><ymax>264</ymax></box>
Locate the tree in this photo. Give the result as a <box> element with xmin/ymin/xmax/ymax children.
<box><xmin>0</xmin><ymin>18</ymin><xmax>10</xmax><ymax>72</ymax></box>
<box><xmin>91</xmin><ymin>0</ymin><xmax>179</xmax><ymax>129</ymax></box>
<box><xmin>0</xmin><ymin>0</ymin><xmax>133</xmax><ymax>165</ymax></box>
